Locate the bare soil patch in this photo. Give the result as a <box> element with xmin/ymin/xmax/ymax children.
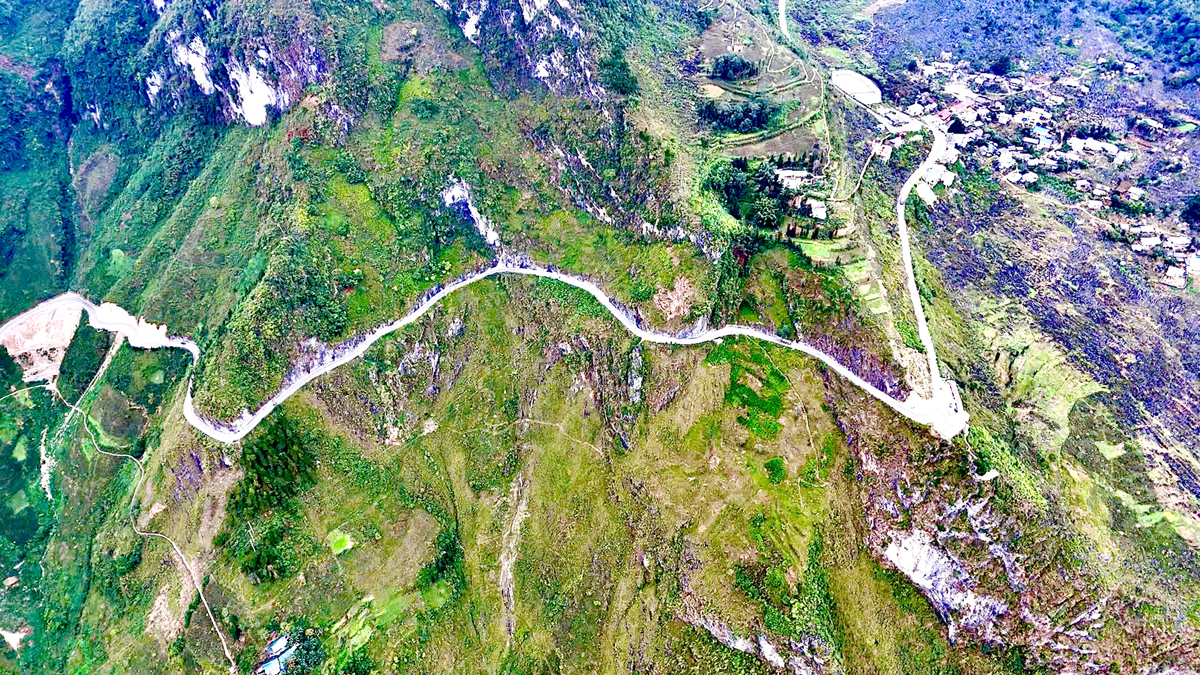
<box><xmin>654</xmin><ymin>277</ymin><xmax>696</xmax><ymax>322</ymax></box>
<box><xmin>72</xmin><ymin>148</ymin><xmax>118</xmax><ymax>236</ymax></box>
<box><xmin>93</xmin><ymin>384</ymin><xmax>148</xmax><ymax>441</ymax></box>
<box><xmin>145</xmin><ymin>584</ymin><xmax>184</xmax><ymax>644</ymax></box>
<box><xmin>381</xmin><ymin>21</ymin><xmax>469</xmax><ymax>73</ymax></box>
<box><xmin>725</xmin><ymin>124</ymin><xmax>819</xmax><ymax>158</ymax></box>
<box><xmin>0</xmin><ymin>306</ymin><xmax>82</xmax><ymax>383</ymax></box>
<box><xmin>346</xmin><ymin>508</ymin><xmax>440</xmax><ymax>592</ymax></box>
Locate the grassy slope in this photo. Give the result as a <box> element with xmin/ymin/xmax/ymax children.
<box><xmin>70</xmin><ymin>274</ymin><xmax>989</xmax><ymax>673</ymax></box>
<box><xmin>5</xmin><ymin>0</ymin><xmax>1199</xmax><ymax>673</ymax></box>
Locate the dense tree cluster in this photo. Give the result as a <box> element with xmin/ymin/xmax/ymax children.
<box><xmin>769</xmin><ymin>151</ymin><xmax>823</xmax><ymax>171</ymax></box>
<box><xmin>227</xmin><ymin>413</ymin><xmax>318</xmax><ymax>519</ymax></box>
<box><xmin>705</xmin><ymin>157</ymin><xmax>798</xmax><ymax>229</ymax></box>
<box><xmin>1182</xmin><ymin>195</ymin><xmax>1200</xmax><ymax>229</ymax></box>
<box><xmin>1074</xmin><ymin>122</ymin><xmax>1117</xmax><ymax>140</ymax></box>
<box><xmin>1105</xmin><ymin>0</ymin><xmax>1200</xmax><ymax>86</ymax></box>
<box><xmin>711</xmin><ymin>54</ymin><xmax>759</xmax><ymax>81</ymax></box>
<box><xmin>600</xmin><ymin>46</ymin><xmax>639</xmax><ymax>96</ymax></box>
<box><xmin>698</xmin><ymin>97</ymin><xmax>780</xmax><ymax>133</ymax></box>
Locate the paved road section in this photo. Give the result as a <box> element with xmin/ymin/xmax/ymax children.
<box><xmin>1</xmin><ymin>253</ymin><xmax>969</xmax><ymax>444</ymax></box>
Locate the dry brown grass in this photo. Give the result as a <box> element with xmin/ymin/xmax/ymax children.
<box><xmin>653</xmin><ymin>277</ymin><xmax>696</xmax><ymax>321</ymax></box>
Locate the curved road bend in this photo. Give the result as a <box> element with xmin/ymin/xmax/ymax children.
<box><xmin>776</xmin><ymin>0</ymin><xmax>944</xmax><ymax>385</ymax></box>
<box><xmin>895</xmin><ymin>121</ymin><xmax>948</xmax><ymax>386</ymax></box>
<box><xmin>1</xmin><ymin>255</ymin><xmax>968</xmax><ymax>442</ymax></box>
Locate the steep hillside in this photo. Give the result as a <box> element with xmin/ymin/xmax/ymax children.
<box><xmin>0</xmin><ymin>0</ymin><xmax>1199</xmax><ymax>673</ymax></box>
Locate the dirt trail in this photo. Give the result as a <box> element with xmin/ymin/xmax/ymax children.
<box><xmin>51</xmin><ymin>387</ymin><xmax>238</xmax><ymax>674</ymax></box>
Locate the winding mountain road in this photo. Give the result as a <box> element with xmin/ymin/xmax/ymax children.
<box><xmin>894</xmin><ymin>121</ymin><xmax>949</xmax><ymax>385</ymax></box>
<box><xmin>1</xmin><ymin>252</ymin><xmax>968</xmax><ymax>442</ymax></box>
<box><xmin>1</xmin><ymin>5</ymin><xmax>969</xmax><ymax>444</ymax></box>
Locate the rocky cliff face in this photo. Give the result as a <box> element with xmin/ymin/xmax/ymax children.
<box><xmin>142</xmin><ymin>1</ymin><xmax>327</xmax><ymax>126</ymax></box>
<box><xmin>437</xmin><ymin>0</ymin><xmax>606</xmax><ymax>105</ymax></box>
<box><xmin>137</xmin><ymin>0</ymin><xmax>606</xmax><ymax>127</ymax></box>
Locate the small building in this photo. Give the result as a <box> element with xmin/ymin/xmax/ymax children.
<box><xmin>1128</xmin><ymin>186</ymin><xmax>1146</xmax><ymax>201</ymax></box>
<box><xmin>1186</xmin><ymin>254</ymin><xmax>1200</xmax><ymax>277</ymax></box>
<box><xmin>256</xmin><ymin>636</ymin><xmax>298</xmax><ymax>675</ymax></box>
<box><xmin>1162</xmin><ymin>266</ymin><xmax>1186</xmax><ymax>289</ymax></box>
<box><xmin>916</xmin><ymin>181</ymin><xmax>938</xmax><ymax>205</ymax></box>
<box><xmin>806</xmin><ymin>198</ymin><xmax>828</xmax><ymax>220</ymax></box>
<box><xmin>937</xmin><ymin>101</ymin><xmax>972</xmax><ymax>122</ymax></box>
<box><xmin>775</xmin><ymin>169</ymin><xmax>813</xmax><ymax>190</ymax></box>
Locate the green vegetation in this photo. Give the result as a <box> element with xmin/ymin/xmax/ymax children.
<box><xmin>600</xmin><ymin>45</ymin><xmax>640</xmax><ymax>96</ymax></box>
<box><xmin>704</xmin><ymin>157</ymin><xmax>798</xmax><ymax>230</ymax></box>
<box><xmin>698</xmin><ymin>98</ymin><xmax>782</xmax><ymax>133</ymax></box>
<box><xmin>707</xmin><ymin>338</ymin><xmax>790</xmax><ymax>439</ymax></box>
<box><xmin>228</xmin><ymin>413</ymin><xmax>318</xmax><ymax>520</ymax></box>
<box><xmin>1103</xmin><ymin>0</ymin><xmax>1200</xmax><ymax>86</ymax></box>
<box><xmin>764</xmin><ymin>456</ymin><xmax>787</xmax><ymax>483</ymax></box>
<box><xmin>711</xmin><ymin>54</ymin><xmax>760</xmax><ymax>81</ymax></box>
<box><xmin>733</xmin><ymin>525</ymin><xmax>843</xmax><ymax>663</ymax></box>
<box><xmin>280</xmin><ymin>617</ymin><xmax>328</xmax><ymax>674</ymax></box>
<box><xmin>0</xmin><ymin>0</ymin><xmax>1192</xmax><ymax>671</ymax></box>
<box><xmin>1183</xmin><ymin>194</ymin><xmax>1200</xmax><ymax>229</ymax></box>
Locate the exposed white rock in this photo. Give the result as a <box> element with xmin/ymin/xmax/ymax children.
<box><xmin>442</xmin><ymin>179</ymin><xmax>500</xmax><ymax>247</ymax></box>
<box><xmin>758</xmin><ymin>635</ymin><xmax>785</xmax><ymax>668</ymax></box>
<box><xmin>628</xmin><ymin>344</ymin><xmax>643</xmax><ymax>404</ymax></box>
<box><xmin>518</xmin><ymin>0</ymin><xmax>550</xmax><ymax>23</ymax></box>
<box><xmin>498</xmin><ymin>474</ymin><xmax>531</xmax><ymax>640</ymax></box>
<box><xmin>460</xmin><ymin>0</ymin><xmax>488</xmax><ymax>42</ymax></box>
<box><xmin>228</xmin><ymin>60</ymin><xmax>279</xmax><ymax>126</ymax></box>
<box><xmin>145</xmin><ymin>70</ymin><xmax>164</xmax><ymax>105</ymax></box>
<box><xmin>2</xmin><ymin>627</ymin><xmax>31</xmax><ymax>651</ymax></box>
<box><xmin>170</xmin><ymin>32</ymin><xmax>216</xmax><ymax>95</ymax></box>
<box><xmin>885</xmin><ymin>529</ymin><xmax>1007</xmax><ymax>639</ymax></box>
